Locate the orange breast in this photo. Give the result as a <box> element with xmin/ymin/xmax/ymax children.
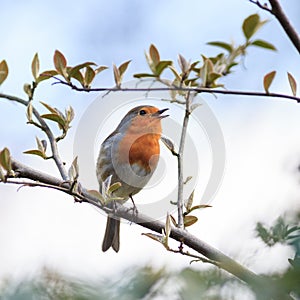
<box><xmin>118</xmin><ymin>133</ymin><xmax>160</xmax><ymax>173</ymax></box>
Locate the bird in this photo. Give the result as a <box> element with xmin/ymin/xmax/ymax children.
<box><xmin>96</xmin><ymin>105</ymin><xmax>169</xmax><ymax>252</ymax></box>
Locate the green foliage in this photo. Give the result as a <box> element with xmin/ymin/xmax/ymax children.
<box><xmin>0</xmin><ymin>266</ymin><xmax>244</xmax><ymax>300</ymax></box>
<box><xmin>256</xmin><ymin>217</ymin><xmax>300</xmax><ymax>247</ymax></box>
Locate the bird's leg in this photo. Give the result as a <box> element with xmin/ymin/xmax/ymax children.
<box><xmin>127</xmin><ymin>194</ymin><xmax>138</xmax><ymax>217</ymax></box>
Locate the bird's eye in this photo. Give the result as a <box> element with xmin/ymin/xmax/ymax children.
<box><xmin>139</xmin><ymin>109</ymin><xmax>147</xmax><ymax>116</ymax></box>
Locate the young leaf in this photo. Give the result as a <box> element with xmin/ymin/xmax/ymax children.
<box><xmin>26</xmin><ymin>101</ymin><xmax>33</xmax><ymax>122</ymax></box>
<box><xmin>155</xmin><ymin>60</ymin><xmax>172</xmax><ymax>76</ymax></box>
<box><xmin>178</xmin><ymin>54</ymin><xmax>189</xmax><ymax>74</ymax></box>
<box><xmin>0</xmin><ymin>166</ymin><xmax>5</xmax><ymax>181</ymax></box>
<box><xmin>188</xmin><ymin>204</ymin><xmax>212</xmax><ymax>214</ymax></box>
<box><xmin>36</xmin><ymin>136</ymin><xmax>45</xmax><ymax>153</ymax></box>
<box><xmin>37</xmin><ymin>70</ymin><xmax>59</xmax><ymax>83</ymax></box>
<box><xmin>41</xmin><ymin>113</ymin><xmax>66</xmax><ymax>129</ymax></box>
<box><xmin>287</xmin><ymin>72</ymin><xmax>297</xmax><ymax>96</ymax></box>
<box><xmin>40</xmin><ymin>101</ymin><xmax>59</xmax><ymax>114</ymax></box>
<box><xmin>161</xmin><ymin>136</ymin><xmax>177</xmax><ymax>155</ymax></box>
<box><xmin>242</xmin><ymin>14</ymin><xmax>260</xmax><ymax>40</ymax></box>
<box><xmin>184</xmin><ymin>215</ymin><xmax>198</xmax><ymax>227</ymax></box>
<box><xmin>87</xmin><ymin>189</ymin><xmax>105</xmax><ymax>205</ymax></box>
<box><xmin>133</xmin><ymin>73</ymin><xmax>156</xmax><ymax>79</ymax></box>
<box><xmin>31</xmin><ymin>53</ymin><xmax>40</xmax><ymax>80</ymax></box>
<box><xmin>113</xmin><ymin>64</ymin><xmax>121</xmax><ymax>87</ymax></box>
<box><xmin>23</xmin><ymin>83</ymin><xmax>33</xmax><ymax>99</ymax></box>
<box><xmin>263</xmin><ymin>71</ymin><xmax>276</xmax><ymax>93</ymax></box>
<box><xmin>0</xmin><ymin>60</ymin><xmax>9</xmax><ymax>85</ymax></box>
<box><xmin>149</xmin><ymin>44</ymin><xmax>160</xmax><ymax>66</ymax></box>
<box><xmin>185</xmin><ymin>190</ymin><xmax>194</xmax><ymax>211</ymax></box>
<box><xmin>0</xmin><ymin>147</ymin><xmax>12</xmax><ymax>172</ymax></box>
<box><xmin>84</xmin><ymin>66</ymin><xmax>96</xmax><ymax>88</ymax></box>
<box><xmin>251</xmin><ymin>39</ymin><xmax>277</xmax><ymax>51</ymax></box>
<box><xmin>23</xmin><ymin>149</ymin><xmax>46</xmax><ymax>159</ymax></box>
<box><xmin>118</xmin><ymin>60</ymin><xmax>131</xmax><ymax>77</ymax></box>
<box><xmin>207</xmin><ymin>41</ymin><xmax>233</xmax><ymax>53</ymax></box>
<box><xmin>68</xmin><ymin>156</ymin><xmax>79</xmax><ymax>181</ymax></box>
<box><xmin>53</xmin><ymin>50</ymin><xmax>68</xmax><ymax>78</ymax></box>
<box><xmin>95</xmin><ymin>65</ymin><xmax>108</xmax><ymax>74</ymax></box>
<box><xmin>170</xmin><ymin>214</ymin><xmax>177</xmax><ymax>227</ymax></box>
<box><xmin>108</xmin><ymin>182</ymin><xmax>122</xmax><ymax>194</ymax></box>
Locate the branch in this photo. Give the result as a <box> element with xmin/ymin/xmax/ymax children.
<box><xmin>0</xmin><ymin>93</ymin><xmax>69</xmax><ymax>180</ymax></box>
<box><xmin>177</xmin><ymin>91</ymin><xmax>192</xmax><ymax>228</ymax></box>
<box><xmin>2</xmin><ymin>158</ymin><xmax>292</xmax><ymax>299</ymax></box>
<box><xmin>52</xmin><ymin>79</ymin><xmax>300</xmax><ymax>102</ymax></box>
<box><xmin>250</xmin><ymin>0</ymin><xmax>300</xmax><ymax>54</ymax></box>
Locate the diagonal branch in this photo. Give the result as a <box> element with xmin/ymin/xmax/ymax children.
<box><xmin>250</xmin><ymin>0</ymin><xmax>300</xmax><ymax>54</ymax></box>
<box><xmin>0</xmin><ymin>93</ymin><xmax>69</xmax><ymax>180</ymax></box>
<box><xmin>4</xmin><ymin>158</ymin><xmax>292</xmax><ymax>300</ymax></box>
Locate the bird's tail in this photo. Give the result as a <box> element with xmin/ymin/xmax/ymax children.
<box><xmin>102</xmin><ymin>216</ymin><xmax>120</xmax><ymax>252</ymax></box>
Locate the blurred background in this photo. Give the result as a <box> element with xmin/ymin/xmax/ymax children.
<box><xmin>0</xmin><ymin>0</ymin><xmax>300</xmax><ymax>298</ymax></box>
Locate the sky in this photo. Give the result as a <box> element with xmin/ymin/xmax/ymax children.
<box><xmin>0</xmin><ymin>0</ymin><xmax>300</xmax><ymax>294</ymax></box>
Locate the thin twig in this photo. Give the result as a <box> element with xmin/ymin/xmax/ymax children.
<box><xmin>249</xmin><ymin>0</ymin><xmax>272</xmax><ymax>13</ymax></box>
<box><xmin>51</xmin><ymin>79</ymin><xmax>300</xmax><ymax>102</ymax></box>
<box><xmin>0</xmin><ymin>93</ymin><xmax>69</xmax><ymax>180</ymax></box>
<box><xmin>177</xmin><ymin>91</ymin><xmax>192</xmax><ymax>228</ymax></box>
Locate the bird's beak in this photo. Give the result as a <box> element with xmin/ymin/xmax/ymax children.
<box><xmin>153</xmin><ymin>108</ymin><xmax>169</xmax><ymax>119</ymax></box>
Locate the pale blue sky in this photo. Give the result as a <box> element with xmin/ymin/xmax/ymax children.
<box><xmin>1</xmin><ymin>0</ymin><xmax>300</xmax><ymax>293</ymax></box>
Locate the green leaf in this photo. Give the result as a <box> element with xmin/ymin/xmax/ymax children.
<box><xmin>40</xmin><ymin>101</ymin><xmax>58</xmax><ymax>114</ymax></box>
<box><xmin>68</xmin><ymin>62</ymin><xmax>96</xmax><ymax>78</ymax></box>
<box><xmin>31</xmin><ymin>53</ymin><xmax>40</xmax><ymax>80</ymax></box>
<box><xmin>35</xmin><ymin>136</ymin><xmax>45</xmax><ymax>153</ymax></box>
<box><xmin>23</xmin><ymin>149</ymin><xmax>46</xmax><ymax>159</ymax></box>
<box><xmin>149</xmin><ymin>44</ymin><xmax>160</xmax><ymax>66</ymax></box>
<box><xmin>113</xmin><ymin>64</ymin><xmax>120</xmax><ymax>87</ymax></box>
<box><xmin>68</xmin><ymin>156</ymin><xmax>79</xmax><ymax>181</ymax></box>
<box><xmin>87</xmin><ymin>189</ymin><xmax>105</xmax><ymax>205</ymax></box>
<box><xmin>242</xmin><ymin>14</ymin><xmax>260</xmax><ymax>40</ymax></box>
<box><xmin>23</xmin><ymin>83</ymin><xmax>33</xmax><ymax>99</ymax></box>
<box><xmin>118</xmin><ymin>60</ymin><xmax>131</xmax><ymax>77</ymax></box>
<box><xmin>287</xmin><ymin>72</ymin><xmax>297</xmax><ymax>96</ymax></box>
<box><xmin>53</xmin><ymin>50</ymin><xmax>68</xmax><ymax>78</ymax></box>
<box><xmin>207</xmin><ymin>41</ymin><xmax>233</xmax><ymax>53</ymax></box>
<box><xmin>263</xmin><ymin>71</ymin><xmax>276</xmax><ymax>93</ymax></box>
<box><xmin>161</xmin><ymin>136</ymin><xmax>176</xmax><ymax>155</ymax></box>
<box><xmin>169</xmin><ymin>66</ymin><xmax>182</xmax><ymax>82</ymax></box>
<box><xmin>37</xmin><ymin>70</ymin><xmax>59</xmax><ymax>83</ymax></box>
<box><xmin>184</xmin><ymin>215</ymin><xmax>198</xmax><ymax>227</ymax></box>
<box><xmin>95</xmin><ymin>65</ymin><xmax>108</xmax><ymax>74</ymax></box>
<box><xmin>133</xmin><ymin>73</ymin><xmax>157</xmax><ymax>79</ymax></box>
<box><xmin>108</xmin><ymin>182</ymin><xmax>122</xmax><ymax>194</ymax></box>
<box><xmin>188</xmin><ymin>204</ymin><xmax>212</xmax><ymax>214</ymax></box>
<box><xmin>41</xmin><ymin>113</ymin><xmax>66</xmax><ymax>128</ymax></box>
<box><xmin>26</xmin><ymin>101</ymin><xmax>33</xmax><ymax>122</ymax></box>
<box><xmin>65</xmin><ymin>106</ymin><xmax>75</xmax><ymax>124</ymax></box>
<box><xmin>0</xmin><ymin>147</ymin><xmax>12</xmax><ymax>172</ymax></box>
<box><xmin>0</xmin><ymin>60</ymin><xmax>9</xmax><ymax>85</ymax></box>
<box><xmin>185</xmin><ymin>190</ymin><xmax>194</xmax><ymax>211</ymax></box>
<box><xmin>251</xmin><ymin>39</ymin><xmax>277</xmax><ymax>51</ymax></box>
<box><xmin>84</xmin><ymin>66</ymin><xmax>96</xmax><ymax>88</ymax></box>
<box><xmin>155</xmin><ymin>60</ymin><xmax>172</xmax><ymax>76</ymax></box>
<box><xmin>169</xmin><ymin>214</ymin><xmax>177</xmax><ymax>227</ymax></box>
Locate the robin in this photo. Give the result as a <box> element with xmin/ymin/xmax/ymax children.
<box><xmin>96</xmin><ymin>105</ymin><xmax>169</xmax><ymax>252</ymax></box>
